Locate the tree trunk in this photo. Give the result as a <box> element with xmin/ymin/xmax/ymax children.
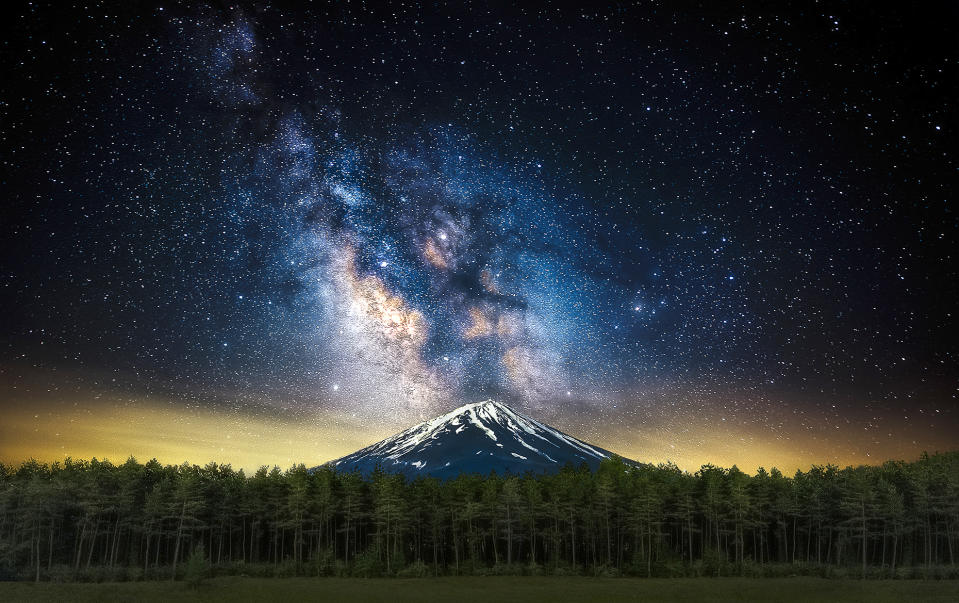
<box><xmin>144</xmin><ymin>533</ymin><xmax>150</xmax><ymax>574</ymax></box>
<box><xmin>85</xmin><ymin>520</ymin><xmax>98</xmax><ymax>571</ymax></box>
<box><xmin>647</xmin><ymin>523</ymin><xmax>652</xmax><ymax>577</ymax></box>
<box><xmin>73</xmin><ymin>521</ymin><xmax>85</xmax><ymax>572</ymax></box>
<box><xmin>171</xmin><ymin>501</ymin><xmax>187</xmax><ymax>582</ymax></box>
<box><xmin>451</xmin><ymin>507</ymin><xmax>459</xmax><ymax>571</ymax></box>
<box><xmin>891</xmin><ymin>530</ymin><xmax>898</xmax><ymax>575</ymax></box>
<box><xmin>35</xmin><ymin>523</ymin><xmax>41</xmax><ymax>583</ymax></box>
<box><xmin>48</xmin><ymin>519</ymin><xmax>54</xmax><ymax>573</ymax></box>
<box><xmin>570</xmin><ymin>510</ymin><xmax>576</xmax><ymax>568</ymax></box>
<box><xmin>506</xmin><ymin>504</ymin><xmax>512</xmax><ymax>566</ymax></box>
<box><xmin>946</xmin><ymin>521</ymin><xmax>955</xmax><ymax>566</ymax></box>
<box><xmin>862</xmin><ymin>500</ymin><xmax>868</xmax><ymax>578</ymax></box>
<box><xmin>792</xmin><ymin>517</ymin><xmax>797</xmax><ymax>563</ymax></box>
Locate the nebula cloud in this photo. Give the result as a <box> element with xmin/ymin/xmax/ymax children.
<box><xmin>174</xmin><ymin>17</ymin><xmax>619</xmax><ymax>422</ymax></box>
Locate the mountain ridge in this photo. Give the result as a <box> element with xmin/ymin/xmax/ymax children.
<box><xmin>327</xmin><ymin>399</ymin><xmax>632</xmax><ymax>479</ymax></box>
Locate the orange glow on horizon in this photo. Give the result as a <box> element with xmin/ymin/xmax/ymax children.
<box><xmin>1</xmin><ymin>374</ymin><xmax>954</xmax><ymax>476</ymax></box>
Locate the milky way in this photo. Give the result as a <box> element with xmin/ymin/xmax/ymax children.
<box><xmin>1</xmin><ymin>3</ymin><xmax>956</xmax><ymax>471</ymax></box>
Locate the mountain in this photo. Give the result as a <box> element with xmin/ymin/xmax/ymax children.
<box><xmin>328</xmin><ymin>399</ymin><xmax>628</xmax><ymax>479</ymax></box>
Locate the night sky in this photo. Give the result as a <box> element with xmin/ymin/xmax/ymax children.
<box><xmin>1</xmin><ymin>2</ymin><xmax>956</xmax><ymax>473</ymax></box>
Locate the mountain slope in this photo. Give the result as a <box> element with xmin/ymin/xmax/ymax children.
<box><xmin>328</xmin><ymin>400</ymin><xmax>627</xmax><ymax>479</ymax></box>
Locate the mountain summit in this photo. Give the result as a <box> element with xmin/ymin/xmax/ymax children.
<box><xmin>330</xmin><ymin>399</ymin><xmax>625</xmax><ymax>479</ymax></box>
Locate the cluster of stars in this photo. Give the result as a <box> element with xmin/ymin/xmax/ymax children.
<box><xmin>0</xmin><ymin>2</ymin><xmax>954</xmax><ymax>470</ymax></box>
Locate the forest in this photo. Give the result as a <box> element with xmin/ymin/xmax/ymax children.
<box><xmin>1</xmin><ymin>452</ymin><xmax>957</xmax><ymax>582</ymax></box>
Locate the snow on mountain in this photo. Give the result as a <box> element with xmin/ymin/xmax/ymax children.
<box><xmin>327</xmin><ymin>399</ymin><xmax>626</xmax><ymax>479</ymax></box>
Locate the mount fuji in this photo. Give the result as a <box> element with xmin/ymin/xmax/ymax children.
<box><xmin>328</xmin><ymin>399</ymin><xmax>631</xmax><ymax>479</ymax></box>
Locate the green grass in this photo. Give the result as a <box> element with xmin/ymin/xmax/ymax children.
<box><xmin>1</xmin><ymin>576</ymin><xmax>957</xmax><ymax>603</ymax></box>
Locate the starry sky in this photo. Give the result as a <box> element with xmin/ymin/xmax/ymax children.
<box><xmin>1</xmin><ymin>2</ymin><xmax>956</xmax><ymax>473</ymax></box>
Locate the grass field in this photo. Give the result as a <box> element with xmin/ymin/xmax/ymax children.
<box><xmin>1</xmin><ymin>577</ymin><xmax>958</xmax><ymax>603</ymax></box>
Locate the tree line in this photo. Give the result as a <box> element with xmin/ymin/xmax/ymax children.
<box><xmin>1</xmin><ymin>451</ymin><xmax>957</xmax><ymax>582</ymax></box>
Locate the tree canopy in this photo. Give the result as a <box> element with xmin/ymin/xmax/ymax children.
<box><xmin>0</xmin><ymin>452</ymin><xmax>957</xmax><ymax>581</ymax></box>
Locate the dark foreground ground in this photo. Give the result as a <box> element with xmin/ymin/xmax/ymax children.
<box><xmin>1</xmin><ymin>577</ymin><xmax>958</xmax><ymax>603</ymax></box>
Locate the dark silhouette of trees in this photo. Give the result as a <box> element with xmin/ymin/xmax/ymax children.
<box><xmin>0</xmin><ymin>452</ymin><xmax>957</xmax><ymax>581</ymax></box>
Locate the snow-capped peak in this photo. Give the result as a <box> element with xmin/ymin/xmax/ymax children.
<box><xmin>329</xmin><ymin>399</ymin><xmax>622</xmax><ymax>479</ymax></box>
